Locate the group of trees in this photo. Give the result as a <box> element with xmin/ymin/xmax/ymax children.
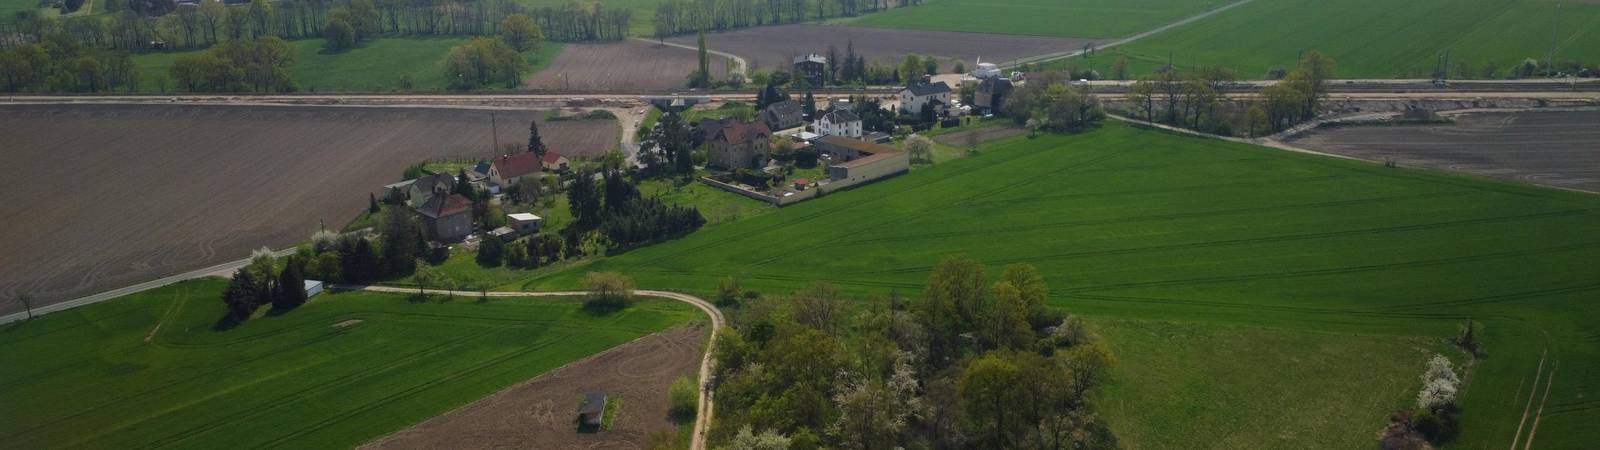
<box><xmin>1123</xmin><ymin>51</ymin><xmax>1334</xmax><ymax>137</ymax></box>
<box><xmin>528</xmin><ymin>1</ymin><xmax>631</xmax><ymax>42</ymax></box>
<box><xmin>565</xmin><ymin>169</ymin><xmax>706</xmax><ymax>249</ymax></box>
<box><xmin>708</xmin><ymin>256</ymin><xmax>1117</xmax><ymax>449</ymax></box>
<box><xmin>652</xmin><ymin>0</ymin><xmax>912</xmax><ymax>39</ymax></box>
<box><xmin>168</xmin><ymin>35</ymin><xmax>295</xmax><ymax>92</ymax></box>
<box><xmin>1380</xmin><ymin>353</ymin><xmax>1464</xmax><ymax>449</ymax></box>
<box><xmin>442</xmin><ymin>36</ymin><xmax>525</xmax><ymax>89</ymax></box>
<box><xmin>1000</xmin><ymin>71</ymin><xmax>1105</xmax><ymax>132</ymax></box>
<box><xmin>638</xmin><ymin>110</ymin><xmax>698</xmax><ymax>177</ymax></box>
<box><xmin>221</xmin><ymin>248</ymin><xmax>308</xmax><ymax>323</ymax></box>
<box><xmin>0</xmin><ymin>36</ymin><xmax>137</xmax><ymax>92</ymax></box>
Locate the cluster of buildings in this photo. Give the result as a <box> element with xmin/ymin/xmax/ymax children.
<box><xmin>385</xmin><ymin>150</ymin><xmax>567</xmax><ymax>243</ymax></box>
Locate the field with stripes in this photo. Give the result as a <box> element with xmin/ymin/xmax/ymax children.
<box><xmin>528</xmin><ymin>121</ymin><xmax>1600</xmax><ymax>447</ymax></box>
<box><xmin>0</xmin><ymin>279</ymin><xmax>699</xmax><ymax>449</ymax></box>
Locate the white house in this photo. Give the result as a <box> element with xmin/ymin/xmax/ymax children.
<box><xmin>814</xmin><ymin>107</ymin><xmax>863</xmax><ymax>138</ymax></box>
<box><xmin>899</xmin><ymin>81</ymin><xmax>952</xmax><ymax>115</ymax></box>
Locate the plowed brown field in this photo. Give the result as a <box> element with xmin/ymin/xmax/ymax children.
<box><xmin>361</xmin><ymin>325</ymin><xmax>706</xmax><ymax>450</ymax></box>
<box><xmin>0</xmin><ymin>104</ymin><xmax>618</xmax><ymax>314</ymax></box>
<box><xmin>525</xmin><ymin>41</ymin><xmax>721</xmax><ymax>91</ymax></box>
<box><xmin>667</xmin><ymin>24</ymin><xmax>1099</xmax><ymax>73</ymax></box>
<box><xmin>1285</xmin><ymin>110</ymin><xmax>1600</xmax><ymax>193</ymax></box>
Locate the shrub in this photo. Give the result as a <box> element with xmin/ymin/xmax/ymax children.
<box><xmin>717</xmin><ymin>276</ymin><xmax>741</xmax><ymax>307</ymax></box>
<box><xmin>583</xmin><ymin>271</ymin><xmax>633</xmax><ymax>312</ymax></box>
<box><xmin>669</xmin><ymin>376</ymin><xmax>697</xmax><ymax>421</ymax></box>
<box><xmin>476</xmin><ymin>236</ymin><xmax>504</xmax><ymax>267</ymax></box>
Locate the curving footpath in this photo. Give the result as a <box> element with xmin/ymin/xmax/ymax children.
<box><xmin>351</xmin><ymin>285</ymin><xmax>724</xmax><ymax>450</ymax></box>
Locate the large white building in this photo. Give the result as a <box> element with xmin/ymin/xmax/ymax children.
<box><xmin>814</xmin><ymin>107</ymin><xmax>863</xmax><ymax>138</ymax></box>
<box><xmin>899</xmin><ymin>81</ymin><xmax>952</xmax><ymax>115</ymax></box>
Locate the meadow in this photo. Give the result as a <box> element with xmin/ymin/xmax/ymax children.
<box><xmin>134</xmin><ymin>37</ymin><xmax>562</xmax><ymax>93</ymax></box>
<box><xmin>518</xmin><ymin>121</ymin><xmax>1600</xmax><ymax>448</ymax></box>
<box><xmin>845</xmin><ymin>0</ymin><xmax>1220</xmax><ymax>38</ymax></box>
<box><xmin>1085</xmin><ymin>0</ymin><xmax>1600</xmax><ymax>78</ymax></box>
<box><xmin>0</xmin><ymin>278</ymin><xmax>700</xmax><ymax>449</ymax></box>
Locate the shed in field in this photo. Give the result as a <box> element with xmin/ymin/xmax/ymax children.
<box><xmin>577</xmin><ymin>392</ymin><xmax>607</xmax><ymax>430</ymax></box>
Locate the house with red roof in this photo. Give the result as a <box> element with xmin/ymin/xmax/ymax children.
<box><xmin>708</xmin><ymin>120</ymin><xmax>772</xmax><ymax>170</ymax></box>
<box><xmin>488</xmin><ymin>152</ymin><xmax>542</xmax><ymax>187</ymax></box>
<box><xmin>540</xmin><ymin>151</ymin><xmax>570</xmax><ymax>174</ymax></box>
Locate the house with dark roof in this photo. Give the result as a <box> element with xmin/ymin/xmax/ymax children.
<box><xmin>793</xmin><ymin>54</ymin><xmax>827</xmax><ymax>87</ymax></box>
<box><xmin>762</xmin><ymin>100</ymin><xmax>806</xmax><ymax>131</ymax></box>
<box><xmin>976</xmin><ymin>77</ymin><xmax>1016</xmax><ymax>114</ymax></box>
<box><xmin>696</xmin><ymin>117</ymin><xmax>739</xmax><ymax>147</ymax></box>
<box><xmin>406</xmin><ymin>172</ymin><xmax>456</xmax><ymax>209</ymax></box>
<box><xmin>708</xmin><ymin>120</ymin><xmax>772</xmax><ymax>170</ymax></box>
<box><xmin>814</xmin><ymin>107</ymin><xmax>863</xmax><ymax>138</ymax></box>
<box><xmin>899</xmin><ymin>81</ymin><xmax>953</xmax><ymax>115</ymax></box>
<box><xmin>414</xmin><ymin>193</ymin><xmax>473</xmax><ymax>241</ymax></box>
<box><xmin>488</xmin><ymin>152</ymin><xmax>542</xmax><ymax>187</ymax></box>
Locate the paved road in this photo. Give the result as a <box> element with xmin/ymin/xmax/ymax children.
<box><xmin>352</xmin><ymin>285</ymin><xmax>725</xmax><ymax>450</ymax></box>
<box><xmin>0</xmin><ymin>248</ymin><xmax>295</xmax><ymax>325</ymax></box>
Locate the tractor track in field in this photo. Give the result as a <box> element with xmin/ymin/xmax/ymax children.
<box><xmin>826</xmin><ymin>190</ymin><xmax>1477</xmax><ymax>248</ymax></box>
<box><xmin>961</xmin><ymin>174</ymin><xmax>1349</xmax><ymax>208</ymax></box>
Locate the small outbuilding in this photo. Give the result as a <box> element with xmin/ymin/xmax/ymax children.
<box><xmin>508</xmin><ymin>213</ymin><xmax>543</xmax><ymax>235</ymax></box>
<box><xmin>304</xmin><ymin>280</ymin><xmax>324</xmax><ymax>298</ymax></box>
<box><xmin>577</xmin><ymin>392</ymin><xmax>608</xmax><ymax>430</ymax></box>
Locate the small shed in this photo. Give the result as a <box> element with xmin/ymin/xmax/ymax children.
<box><xmin>508</xmin><ymin>213</ymin><xmax>543</xmax><ymax>235</ymax></box>
<box><xmin>304</xmin><ymin>280</ymin><xmax>324</xmax><ymax>298</ymax></box>
<box><xmin>577</xmin><ymin>392</ymin><xmax>607</xmax><ymax>430</ymax></box>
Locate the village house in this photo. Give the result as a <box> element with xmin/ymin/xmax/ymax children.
<box><xmin>899</xmin><ymin>81</ymin><xmax>952</xmax><ymax>115</ymax></box>
<box><xmin>708</xmin><ymin>120</ymin><xmax>772</xmax><ymax>170</ymax></box>
<box><xmin>541</xmin><ymin>151</ymin><xmax>570</xmax><ymax>174</ymax></box>
<box><xmin>488</xmin><ymin>152</ymin><xmax>542</xmax><ymax>187</ymax></box>
<box><xmin>406</xmin><ymin>172</ymin><xmax>456</xmax><ymax>209</ymax></box>
<box><xmin>762</xmin><ymin>100</ymin><xmax>806</xmax><ymax>131</ymax></box>
<box><xmin>414</xmin><ymin>193</ymin><xmax>473</xmax><ymax>242</ymax></box>
<box><xmin>793</xmin><ymin>54</ymin><xmax>827</xmax><ymax>87</ymax></box>
<box><xmin>814</xmin><ymin>107</ymin><xmax>863</xmax><ymax>138</ymax></box>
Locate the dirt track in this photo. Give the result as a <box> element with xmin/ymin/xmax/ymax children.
<box><xmin>362</xmin><ymin>325</ymin><xmax>707</xmax><ymax>450</ymax></box>
<box><xmin>1284</xmin><ymin>110</ymin><xmax>1600</xmax><ymax>193</ymax></box>
<box><xmin>668</xmin><ymin>24</ymin><xmax>1100</xmax><ymax>73</ymax></box>
<box><xmin>0</xmin><ymin>104</ymin><xmax>618</xmax><ymax>314</ymax></box>
<box><xmin>525</xmin><ymin>41</ymin><xmax>723</xmax><ymax>91</ymax></box>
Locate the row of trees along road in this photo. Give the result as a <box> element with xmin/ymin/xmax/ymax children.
<box><xmin>1125</xmin><ymin>51</ymin><xmax>1335</xmax><ymax>137</ymax></box>
<box><xmin>708</xmin><ymin>256</ymin><xmax>1117</xmax><ymax>449</ymax></box>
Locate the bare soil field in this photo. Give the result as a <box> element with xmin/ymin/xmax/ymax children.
<box><xmin>934</xmin><ymin>125</ymin><xmax>1026</xmax><ymax>147</ymax></box>
<box><xmin>667</xmin><ymin>24</ymin><xmax>1100</xmax><ymax>73</ymax></box>
<box><xmin>362</xmin><ymin>325</ymin><xmax>707</xmax><ymax>450</ymax></box>
<box><xmin>1284</xmin><ymin>109</ymin><xmax>1600</xmax><ymax>193</ymax></box>
<box><xmin>0</xmin><ymin>104</ymin><xmax>618</xmax><ymax>314</ymax></box>
<box><xmin>525</xmin><ymin>40</ymin><xmax>722</xmax><ymax>91</ymax></box>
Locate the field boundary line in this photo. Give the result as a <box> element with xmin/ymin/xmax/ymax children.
<box><xmin>633</xmin><ymin>38</ymin><xmax>747</xmax><ymax>77</ymax></box>
<box><xmin>348</xmin><ymin>285</ymin><xmax>724</xmax><ymax>450</ymax></box>
<box><xmin>1004</xmin><ymin>0</ymin><xmax>1258</xmax><ymax>68</ymax></box>
<box><xmin>1</xmin><ymin>248</ymin><xmax>295</xmax><ymax>325</ymax></box>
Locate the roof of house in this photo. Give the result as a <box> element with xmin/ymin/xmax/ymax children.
<box><xmin>793</xmin><ymin>54</ymin><xmax>826</xmax><ymax>65</ymax></box>
<box><xmin>979</xmin><ymin>77</ymin><xmax>1015</xmax><ymax>94</ymax></box>
<box><xmin>540</xmin><ymin>151</ymin><xmax>567</xmax><ymax>165</ymax></box>
<box><xmin>415</xmin><ymin>193</ymin><xmax>472</xmax><ymax>219</ymax></box>
<box><xmin>764</xmin><ymin>100</ymin><xmax>805</xmax><ymax>125</ymax></box>
<box><xmin>714</xmin><ymin>120</ymin><xmax>772</xmax><ymax>145</ymax></box>
<box><xmin>472</xmin><ymin>161</ymin><xmax>491</xmax><ymax>175</ymax></box>
<box><xmin>411</xmin><ymin>172</ymin><xmax>454</xmax><ymax>193</ymax></box>
<box><xmin>697</xmin><ymin>117</ymin><xmax>739</xmax><ymax>138</ymax></box>
<box><xmin>508</xmin><ymin>213</ymin><xmax>542</xmax><ymax>222</ymax></box>
<box><xmin>818</xmin><ymin>135</ymin><xmax>898</xmax><ymax>156</ymax></box>
<box><xmin>491</xmin><ymin>152</ymin><xmax>542</xmax><ymax>179</ymax></box>
<box><xmin>903</xmin><ymin>81</ymin><xmax>952</xmax><ymax>96</ymax></box>
<box><xmin>819</xmin><ymin>107</ymin><xmax>861</xmax><ymax>123</ymax></box>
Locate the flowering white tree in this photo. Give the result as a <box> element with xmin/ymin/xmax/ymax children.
<box><xmin>1416</xmin><ymin>354</ymin><xmax>1460</xmax><ymax>411</ymax></box>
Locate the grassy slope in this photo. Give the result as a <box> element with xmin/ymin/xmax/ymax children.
<box><xmin>846</xmin><ymin>0</ymin><xmax>1219</xmax><ymax>38</ymax></box>
<box><xmin>0</xmin><ymin>278</ymin><xmax>699</xmax><ymax>449</ymax></box>
<box><xmin>1092</xmin><ymin>0</ymin><xmax>1600</xmax><ymax>78</ymax></box>
<box><xmin>134</xmin><ymin>37</ymin><xmax>563</xmax><ymax>93</ymax></box>
<box><xmin>520</xmin><ymin>121</ymin><xmax>1600</xmax><ymax>448</ymax></box>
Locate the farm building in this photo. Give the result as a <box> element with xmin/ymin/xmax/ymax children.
<box><xmin>793</xmin><ymin>54</ymin><xmax>827</xmax><ymax>87</ymax></box>
<box><xmin>508</xmin><ymin>213</ymin><xmax>542</xmax><ymax>235</ymax></box>
<box><xmin>577</xmin><ymin>392</ymin><xmax>607</xmax><ymax>430</ymax></box>
<box><xmin>708</xmin><ymin>120</ymin><xmax>772</xmax><ymax>170</ymax></box>
<box><xmin>815</xmin><ymin>107</ymin><xmax>863</xmax><ymax>138</ymax></box>
<box><xmin>899</xmin><ymin>81</ymin><xmax>952</xmax><ymax>115</ymax></box>
<box><xmin>414</xmin><ymin>193</ymin><xmax>473</xmax><ymax>242</ymax></box>
<box><xmin>816</xmin><ymin>136</ymin><xmax>909</xmax><ymax>187</ymax></box>
<box><xmin>763</xmin><ymin>100</ymin><xmax>806</xmax><ymax>131</ymax></box>
<box><xmin>303</xmin><ymin>280</ymin><xmax>324</xmax><ymax>298</ymax></box>
<box><xmin>488</xmin><ymin>152</ymin><xmax>542</xmax><ymax>187</ymax></box>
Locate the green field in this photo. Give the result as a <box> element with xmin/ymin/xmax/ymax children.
<box><xmin>515</xmin><ymin>0</ymin><xmax>661</xmax><ymax>36</ymax></box>
<box><xmin>1093</xmin><ymin>0</ymin><xmax>1600</xmax><ymax>78</ymax></box>
<box><xmin>846</xmin><ymin>0</ymin><xmax>1220</xmax><ymax>38</ymax></box>
<box><xmin>0</xmin><ymin>278</ymin><xmax>700</xmax><ymax>449</ymax></box>
<box><xmin>519</xmin><ymin>121</ymin><xmax>1600</xmax><ymax>447</ymax></box>
<box><xmin>134</xmin><ymin>37</ymin><xmax>562</xmax><ymax>93</ymax></box>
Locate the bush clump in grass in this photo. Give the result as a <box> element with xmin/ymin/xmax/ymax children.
<box><xmin>583</xmin><ymin>271</ymin><xmax>633</xmax><ymax>312</ymax></box>
<box><xmin>668</xmin><ymin>376</ymin><xmax>698</xmax><ymax>422</ymax></box>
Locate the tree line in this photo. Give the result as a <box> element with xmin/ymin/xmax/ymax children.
<box><xmin>1125</xmin><ymin>51</ymin><xmax>1334</xmax><ymax>137</ymax></box>
<box><xmin>221</xmin><ymin>248</ymin><xmax>308</xmax><ymax>323</ymax></box>
<box><xmin>652</xmin><ymin>0</ymin><xmax>914</xmax><ymax>40</ymax></box>
<box><xmin>707</xmin><ymin>256</ymin><xmax>1117</xmax><ymax>449</ymax></box>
